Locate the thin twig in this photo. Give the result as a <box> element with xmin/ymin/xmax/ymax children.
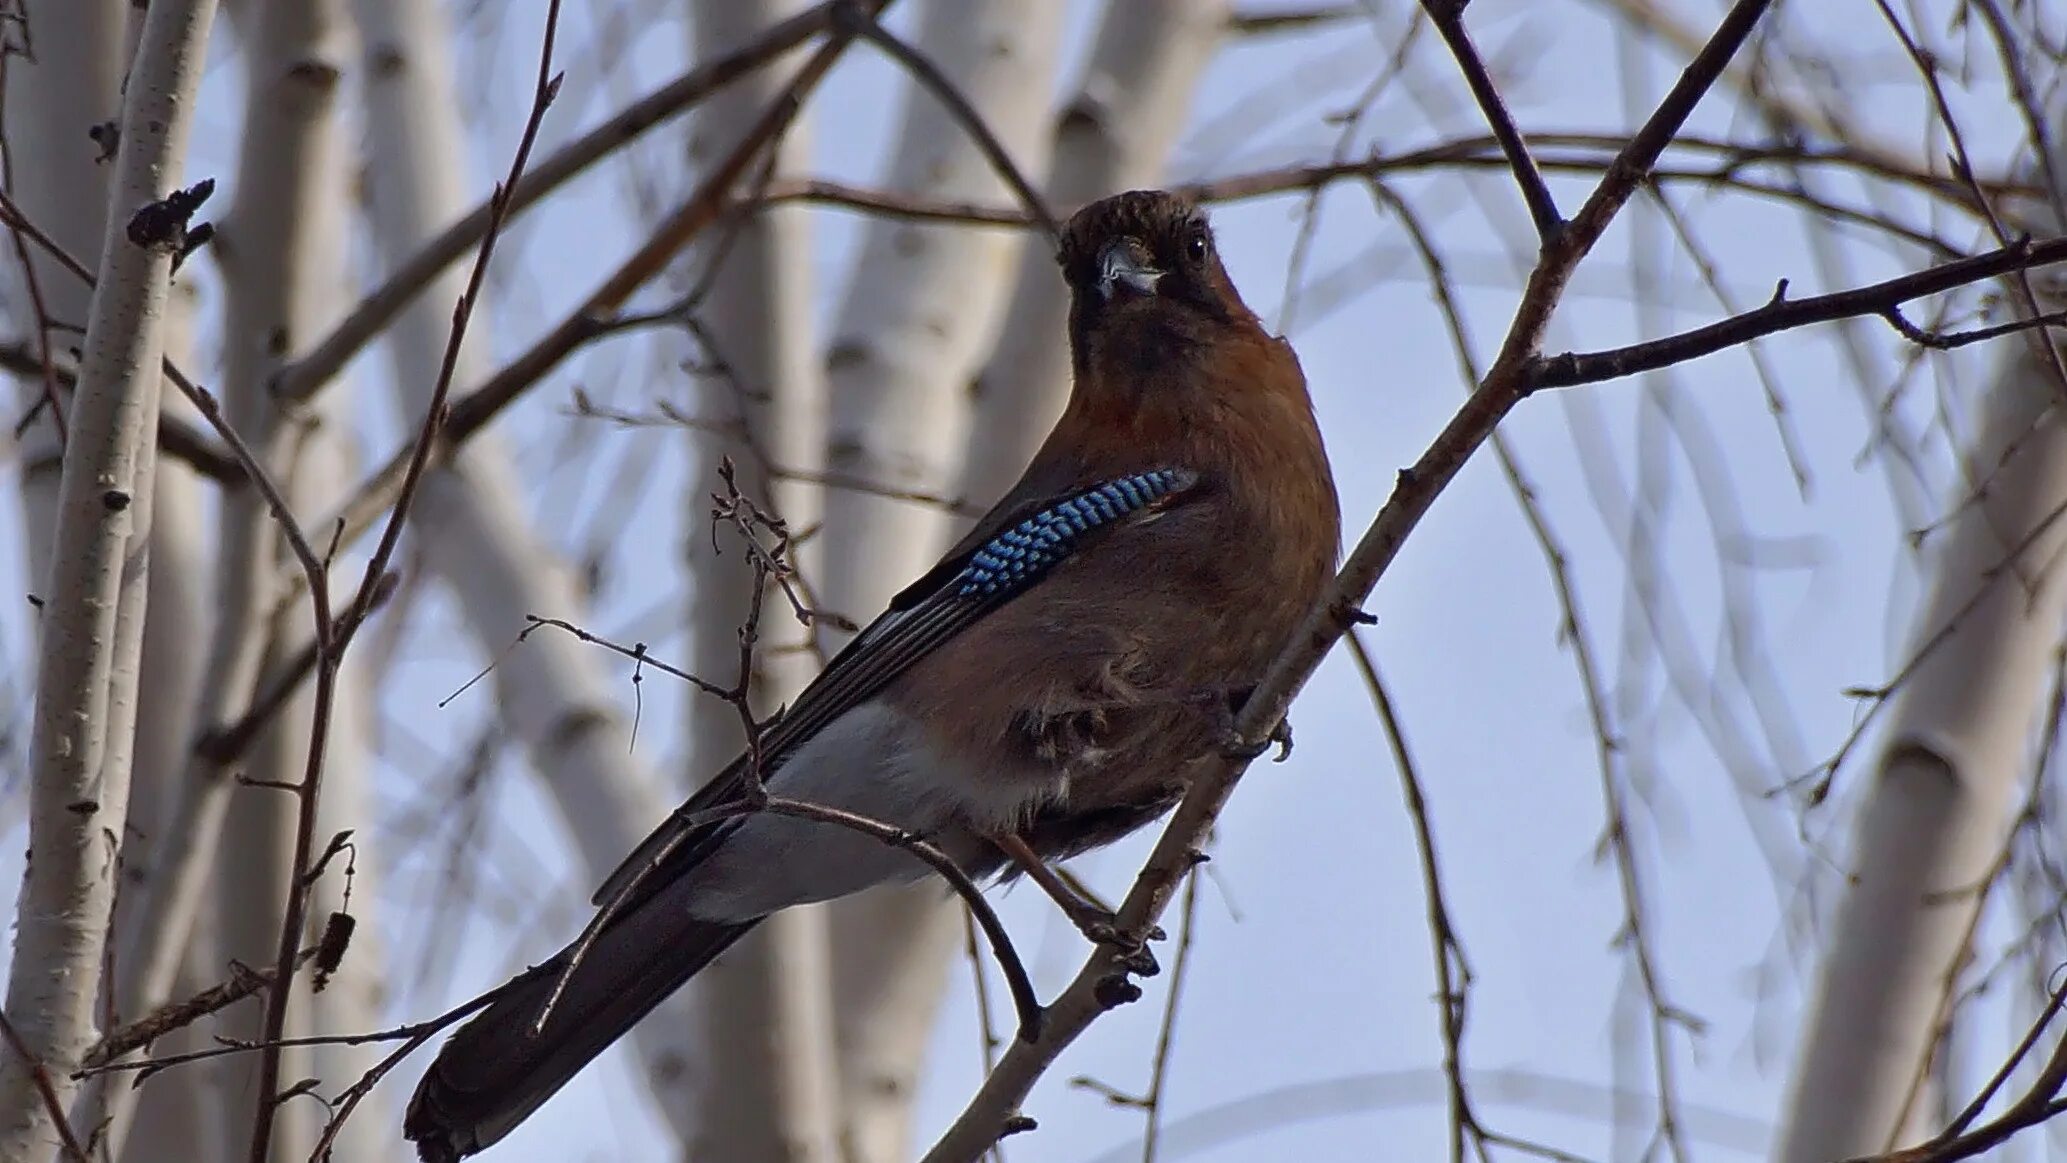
<box><xmin>566</xmin><ymin>391</ymin><xmax>984</xmax><ymax>515</ymax></box>
<box><xmin>1348</xmin><ymin>634</ymin><xmax>1482</xmax><ymax>1163</ymax></box>
<box><xmin>1965</xmin><ymin>0</ymin><xmax>2067</xmax><ymax>231</ymax></box>
<box><xmin>1363</xmin><ymin>180</ymin><xmax>1631</xmax><ymax>1163</ymax></box>
<box><xmin>849</xmin><ymin>8</ymin><xmax>1061</xmax><ymax>241</ymax></box>
<box><xmin>1533</xmin><ymin>237</ymin><xmax>2067</xmax><ymax>391</ymax></box>
<box><xmin>1783</xmin><ymin>489</ymin><xmax>2067</xmax><ymax>802</ymax></box>
<box><xmin>1938</xmin><ymin>977</ymin><xmax>2067</xmax><ymax>1144</ymax></box>
<box><xmin>520</xmin><ymin>617</ymin><xmax>731</xmax><ymax>699</ymax></box>
<box><xmin>748</xmin><ymin>129</ymin><xmax>2002</xmax><ymax>254</ymax></box>
<box><xmin>1868</xmin><ymin>0</ymin><xmax>2067</xmax><ymax>402</ymax></box>
<box><xmin>1640</xmin><ymin>184</ymin><xmax>1812</xmax><ymax>493</ymax></box>
<box><xmin>759</xmin><ymin>795</ymin><xmax>1042</xmax><ymax>1037</ymax></box>
<box><xmin>80</xmin><ymin>992</ymin><xmax>501</xmax><ymax>1081</ymax></box>
<box><xmin>304</xmin><ymin>1021</ymin><xmax>446</xmax><ymax>1163</ymax></box>
<box><xmin>1882</xmin><ymin>304</ymin><xmax>2067</xmax><ymax>352</ymax></box>
<box><xmin>190</xmin><ymin>573</ymin><xmax>400</xmax><ymax>767</ymax></box>
<box><xmin>1137</xmin><ymin>862</ymin><xmax>1205</xmax><ymax>1163</ymax></box>
<box><xmin>0</xmin><ymin>105</ymin><xmax>67</xmax><ymax>450</ymax></box>
<box><xmin>81</xmin><ymin>948</ymin><xmax>320</xmax><ymax>1067</ymax></box>
<box><xmin>1421</xmin><ymin>0</ymin><xmax>1563</xmax><ymax>239</ymax></box>
<box><xmin>0</xmin><ymin>1012</ymin><xmax>88</xmax><ymax>1163</ymax></box>
<box><xmin>1837</xmin><ymin>976</ymin><xmax>2067</xmax><ymax>1162</ymax></box>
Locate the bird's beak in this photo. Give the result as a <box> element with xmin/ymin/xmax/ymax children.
<box><xmin>1098</xmin><ymin>239</ymin><xmax>1163</xmax><ymax>299</ymax></box>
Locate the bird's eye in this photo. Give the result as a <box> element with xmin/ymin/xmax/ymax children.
<box><xmin>1183</xmin><ymin>227</ymin><xmax>1210</xmax><ymax>266</ymax></box>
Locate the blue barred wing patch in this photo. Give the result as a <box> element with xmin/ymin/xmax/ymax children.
<box><xmin>956</xmin><ymin>468</ymin><xmax>1198</xmax><ymax>597</ymax></box>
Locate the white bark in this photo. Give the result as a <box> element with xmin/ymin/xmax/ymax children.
<box><xmin>1774</xmin><ymin>257</ymin><xmax>2067</xmax><ymax>1158</ymax></box>
<box><xmin>820</xmin><ymin>0</ymin><xmax>1060</xmax><ymax>589</ymax></box>
<box><xmin>958</xmin><ymin>0</ymin><xmax>1228</xmax><ymax>510</ymax></box>
<box><xmin>348</xmin><ymin>0</ymin><xmax>705</xmax><ymax>1139</ymax></box>
<box><xmin>827</xmin><ymin>889</ymin><xmax>964</xmax><ymax>1162</ymax></box>
<box><xmin>677</xmin><ymin>1</ymin><xmax>839</xmax><ymax>1158</ymax></box>
<box><xmin>5</xmin><ymin>7</ymin><xmax>221</xmax><ymax>1152</ymax></box>
<box><xmin>111</xmin><ymin>288</ymin><xmax>220</xmax><ymax>1162</ymax></box>
<box><xmin>813</xmin><ymin>3</ymin><xmax>1061</xmax><ymax>1158</ymax></box>
<box><xmin>0</xmin><ymin>0</ymin><xmax>218</xmax><ymax>1155</ymax></box>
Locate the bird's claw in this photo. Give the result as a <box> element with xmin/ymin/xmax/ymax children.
<box><xmin>1072</xmin><ymin>904</ymin><xmax>1164</xmax><ymax>946</ymax></box>
<box><xmin>1219</xmin><ymin>714</ymin><xmax>1292</xmax><ymax>762</ymax></box>
<box><xmin>1185</xmin><ymin>683</ymin><xmax>1289</xmax><ymax>761</ymax></box>
<box><xmin>1066</xmin><ymin>905</ymin><xmax>1164</xmax><ymax>976</ymax></box>
<box><xmin>1267</xmin><ymin>716</ymin><xmax>1293</xmax><ymax>761</ymax></box>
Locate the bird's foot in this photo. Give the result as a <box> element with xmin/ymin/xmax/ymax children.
<box><xmin>995</xmin><ymin>833</ymin><xmax>1163</xmax><ymax>972</ymax></box>
<box><xmin>1061</xmin><ymin>900</ymin><xmax>1163</xmax><ymax>977</ymax></box>
<box><xmin>1189</xmin><ymin>684</ymin><xmax>1293</xmax><ymax>762</ymax></box>
<box><xmin>1271</xmin><ymin>715</ymin><xmax>1293</xmax><ymax>758</ymax></box>
<box><xmin>1244</xmin><ymin>715</ymin><xmax>1294</xmax><ymax>762</ymax></box>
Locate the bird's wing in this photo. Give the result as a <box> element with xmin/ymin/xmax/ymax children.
<box><xmin>590</xmin><ymin>466</ymin><xmax>1205</xmax><ymax>911</ymax></box>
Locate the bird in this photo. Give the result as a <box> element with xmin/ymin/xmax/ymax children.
<box><xmin>403</xmin><ymin>188</ymin><xmax>1341</xmax><ymax>1160</ymax></box>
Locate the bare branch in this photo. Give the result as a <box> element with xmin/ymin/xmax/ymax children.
<box><xmin>0</xmin><ymin>1012</ymin><xmax>88</xmax><ymax>1163</ymax></box>
<box><xmin>1533</xmin><ymin>238</ymin><xmax>2067</xmax><ymax>392</ymax></box>
<box><xmin>847</xmin><ymin>8</ymin><xmax>1060</xmax><ymax>241</ymax></box>
<box><xmin>1420</xmin><ymin>0</ymin><xmax>1562</xmax><ymax>240</ymax></box>
<box><xmin>82</xmin><ymin>949</ymin><xmax>320</xmax><ymax>1068</ymax></box>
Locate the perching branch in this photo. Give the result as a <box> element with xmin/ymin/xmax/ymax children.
<box><xmin>920</xmin><ymin>2</ymin><xmax>1779</xmax><ymax>1156</ymax></box>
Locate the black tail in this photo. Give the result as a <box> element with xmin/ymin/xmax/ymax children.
<box><xmin>404</xmin><ymin>897</ymin><xmax>758</xmax><ymax>1161</ymax></box>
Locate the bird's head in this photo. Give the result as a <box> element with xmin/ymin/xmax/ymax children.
<box><xmin>1056</xmin><ymin>190</ymin><xmax>1258</xmax><ymax>380</ymax></box>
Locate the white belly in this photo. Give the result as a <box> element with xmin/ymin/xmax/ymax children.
<box><xmin>681</xmin><ymin>701</ymin><xmax>1065</xmax><ymax>923</ymax></box>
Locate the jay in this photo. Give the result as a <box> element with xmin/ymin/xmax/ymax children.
<box><xmin>405</xmin><ymin>188</ymin><xmax>1341</xmax><ymax>1159</ymax></box>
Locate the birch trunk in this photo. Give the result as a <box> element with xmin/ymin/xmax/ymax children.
<box><xmin>958</xmin><ymin>0</ymin><xmax>1229</xmax><ymax>510</ymax></box>
<box><xmin>676</xmin><ymin>2</ymin><xmax>838</xmax><ymax>1157</ymax></box>
<box><xmin>0</xmin><ymin>0</ymin><xmax>218</xmax><ymax>1154</ymax></box>
<box><xmin>1774</xmin><ymin>200</ymin><xmax>2067</xmax><ymax>1163</ymax></box>
<box><xmin>349</xmin><ymin>0</ymin><xmax>708</xmax><ymax>1140</ymax></box>
<box><xmin>5</xmin><ymin>6</ymin><xmax>223</xmax><ymax>1152</ymax></box>
<box><xmin>813</xmin><ymin>4</ymin><xmax>1061</xmax><ymax>1158</ymax></box>
<box><xmin>111</xmin><ymin>290</ymin><xmax>221</xmax><ymax>1162</ymax></box>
